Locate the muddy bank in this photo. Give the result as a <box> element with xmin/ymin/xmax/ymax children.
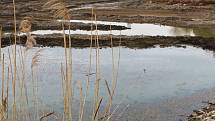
<box><xmin>0</xmin><ymin>0</ymin><xmax>127</xmax><ymax>32</ymax></box>
<box><xmin>186</xmin><ymin>101</ymin><xmax>215</xmax><ymax>121</ymax></box>
<box><xmin>1</xmin><ymin>34</ymin><xmax>215</xmax><ymax>50</ymax></box>
<box><xmin>1</xmin><ymin>0</ymin><xmax>215</xmax><ymax>31</ymax></box>
<box><xmin>72</xmin><ymin>0</ymin><xmax>215</xmax><ymax>28</ymax></box>
<box><xmin>2</xmin><ymin>20</ymin><xmax>128</xmax><ymax>32</ymax></box>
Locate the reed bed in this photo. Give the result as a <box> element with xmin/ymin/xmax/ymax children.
<box><xmin>0</xmin><ymin>0</ymin><xmax>121</xmax><ymax>121</ymax></box>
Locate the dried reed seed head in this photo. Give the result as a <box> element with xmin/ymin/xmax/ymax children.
<box><xmin>44</xmin><ymin>0</ymin><xmax>71</xmax><ymax>20</ymax></box>
<box><xmin>23</xmin><ymin>16</ymin><xmax>33</xmax><ymax>22</ymax></box>
<box><xmin>31</xmin><ymin>49</ymin><xmax>44</xmax><ymax>68</ymax></box>
<box><xmin>19</xmin><ymin>20</ymin><xmax>32</xmax><ymax>33</ymax></box>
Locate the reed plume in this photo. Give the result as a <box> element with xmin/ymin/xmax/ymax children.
<box><xmin>43</xmin><ymin>0</ymin><xmax>71</xmax><ymax>20</ymax></box>
<box><xmin>19</xmin><ymin>17</ymin><xmax>32</xmax><ymax>33</ymax></box>
<box><xmin>19</xmin><ymin>16</ymin><xmax>37</xmax><ymax>49</ymax></box>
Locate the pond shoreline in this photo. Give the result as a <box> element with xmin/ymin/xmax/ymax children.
<box><xmin>2</xmin><ymin>34</ymin><xmax>215</xmax><ymax>51</ymax></box>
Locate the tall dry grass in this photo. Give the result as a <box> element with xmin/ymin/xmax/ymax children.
<box><xmin>43</xmin><ymin>0</ymin><xmax>73</xmax><ymax>121</ymax></box>
<box><xmin>79</xmin><ymin>8</ymin><xmax>94</xmax><ymax>121</ymax></box>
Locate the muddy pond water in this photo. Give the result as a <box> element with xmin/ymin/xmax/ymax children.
<box><xmin>1</xmin><ymin>45</ymin><xmax>215</xmax><ymax>120</ymax></box>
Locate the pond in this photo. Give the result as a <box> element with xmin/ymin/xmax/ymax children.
<box><xmin>1</xmin><ymin>45</ymin><xmax>215</xmax><ymax>120</ymax></box>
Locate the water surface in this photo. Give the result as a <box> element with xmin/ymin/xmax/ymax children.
<box><xmin>1</xmin><ymin>45</ymin><xmax>215</xmax><ymax>120</ymax></box>
<box><xmin>31</xmin><ymin>20</ymin><xmax>214</xmax><ymax>37</ymax></box>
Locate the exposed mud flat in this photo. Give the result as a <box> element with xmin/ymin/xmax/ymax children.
<box><xmin>2</xmin><ymin>34</ymin><xmax>215</xmax><ymax>51</ymax></box>
<box><xmin>2</xmin><ymin>20</ymin><xmax>128</xmax><ymax>32</ymax></box>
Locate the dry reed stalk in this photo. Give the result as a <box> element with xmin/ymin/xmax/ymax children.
<box><xmin>105</xmin><ymin>30</ymin><xmax>122</xmax><ymax>121</ymax></box>
<box><xmin>0</xmin><ymin>26</ymin><xmax>2</xmax><ymax>62</ymax></box>
<box><xmin>18</xmin><ymin>47</ymin><xmax>31</xmax><ymax>121</ymax></box>
<box><xmin>8</xmin><ymin>48</ymin><xmax>14</xmax><ymax>81</ymax></box>
<box><xmin>61</xmin><ymin>63</ymin><xmax>65</xmax><ymax>98</ymax></box>
<box><xmin>44</xmin><ymin>0</ymin><xmax>72</xmax><ymax>120</ymax></box>
<box><xmin>79</xmin><ymin>8</ymin><xmax>94</xmax><ymax>121</ymax></box>
<box><xmin>103</xmin><ymin>30</ymin><xmax>122</xmax><ymax>121</ymax></box>
<box><xmin>68</xmin><ymin>12</ymin><xmax>73</xmax><ymax>121</ymax></box>
<box><xmin>6</xmin><ymin>67</ymin><xmax>9</xmax><ymax>121</ymax></box>
<box><xmin>12</xmin><ymin>0</ymin><xmax>17</xmax><ymax>120</ymax></box>
<box><xmin>31</xmin><ymin>49</ymin><xmax>44</xmax><ymax>121</ymax></box>
<box><xmin>113</xmin><ymin>30</ymin><xmax>121</xmax><ymax>95</ymax></box>
<box><xmin>39</xmin><ymin>112</ymin><xmax>55</xmax><ymax>121</ymax></box>
<box><xmin>26</xmin><ymin>33</ymin><xmax>37</xmax><ymax>49</ymax></box>
<box><xmin>104</xmin><ymin>23</ymin><xmax>116</xmax><ymax>117</ymax></box>
<box><xmin>0</xmin><ymin>54</ymin><xmax>8</xmax><ymax>121</ymax></box>
<box><xmin>1</xmin><ymin>54</ymin><xmax>4</xmax><ymax>105</ymax></box>
<box><xmin>93</xmin><ymin>97</ymin><xmax>102</xmax><ymax>121</ymax></box>
<box><xmin>1</xmin><ymin>54</ymin><xmax>5</xmax><ymax>121</ymax></box>
<box><xmin>92</xmin><ymin>12</ymin><xmax>102</xmax><ymax>121</ymax></box>
<box><xmin>43</xmin><ymin>0</ymin><xmax>70</xmax><ymax>119</ymax></box>
<box><xmin>78</xmin><ymin>81</ymin><xmax>83</xmax><ymax>121</ymax></box>
<box><xmin>62</xmin><ymin>21</ymin><xmax>70</xmax><ymax>121</ymax></box>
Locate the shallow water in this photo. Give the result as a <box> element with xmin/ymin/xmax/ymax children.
<box><xmin>28</xmin><ymin>20</ymin><xmax>215</xmax><ymax>37</ymax></box>
<box><xmin>32</xmin><ymin>20</ymin><xmax>196</xmax><ymax>36</ymax></box>
<box><xmin>1</xmin><ymin>45</ymin><xmax>215</xmax><ymax>120</ymax></box>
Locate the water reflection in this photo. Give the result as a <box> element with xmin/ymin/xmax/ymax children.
<box><xmin>30</xmin><ymin>22</ymin><xmax>196</xmax><ymax>36</ymax></box>
<box><xmin>4</xmin><ymin>20</ymin><xmax>214</xmax><ymax>37</ymax></box>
